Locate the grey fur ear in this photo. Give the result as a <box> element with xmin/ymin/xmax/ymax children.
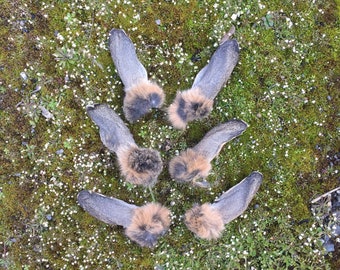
<box><xmin>184</xmin><ymin>171</ymin><xmax>263</xmax><ymax>239</ymax></box>
<box><xmin>109</xmin><ymin>28</ymin><xmax>148</xmax><ymax>88</ymax></box>
<box><xmin>86</xmin><ymin>103</ymin><xmax>136</xmax><ymax>152</ymax></box>
<box><xmin>191</xmin><ymin>40</ymin><xmax>239</xmax><ymax>99</ymax></box>
<box><xmin>86</xmin><ymin>103</ymin><xmax>163</xmax><ymax>186</ymax></box>
<box><xmin>193</xmin><ymin>120</ymin><xmax>248</xmax><ymax>161</ymax></box>
<box><xmin>169</xmin><ymin>120</ymin><xmax>247</xmax><ymax>186</ymax></box>
<box><xmin>109</xmin><ymin>29</ymin><xmax>165</xmax><ymax>122</ymax></box>
<box><xmin>168</xmin><ymin>26</ymin><xmax>239</xmax><ymax>129</ymax></box>
<box><xmin>77</xmin><ymin>190</ymin><xmax>137</xmax><ymax>228</ymax></box>
<box><xmin>212</xmin><ymin>171</ymin><xmax>263</xmax><ymax>224</ymax></box>
<box><xmin>77</xmin><ymin>190</ymin><xmax>171</xmax><ymax>248</ymax></box>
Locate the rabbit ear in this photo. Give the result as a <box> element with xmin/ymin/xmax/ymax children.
<box><xmin>191</xmin><ymin>38</ymin><xmax>239</xmax><ymax>100</ymax></box>
<box><xmin>109</xmin><ymin>29</ymin><xmax>148</xmax><ymax>89</ymax></box>
<box><xmin>193</xmin><ymin>120</ymin><xmax>248</xmax><ymax>161</ymax></box>
<box><xmin>212</xmin><ymin>171</ymin><xmax>263</xmax><ymax>224</ymax></box>
<box><xmin>86</xmin><ymin>104</ymin><xmax>136</xmax><ymax>153</ymax></box>
<box><xmin>109</xmin><ymin>29</ymin><xmax>165</xmax><ymax>122</ymax></box>
<box><xmin>77</xmin><ymin>190</ymin><xmax>137</xmax><ymax>228</ymax></box>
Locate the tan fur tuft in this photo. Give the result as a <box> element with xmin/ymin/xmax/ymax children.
<box><xmin>184</xmin><ymin>203</ymin><xmax>224</xmax><ymax>240</ymax></box>
<box><xmin>169</xmin><ymin>149</ymin><xmax>211</xmax><ymax>183</ymax></box>
<box><xmin>124</xmin><ymin>81</ymin><xmax>165</xmax><ymax>122</ymax></box>
<box><xmin>125</xmin><ymin>203</ymin><xmax>171</xmax><ymax>247</ymax></box>
<box><xmin>167</xmin><ymin>88</ymin><xmax>213</xmax><ymax>129</ymax></box>
<box><xmin>118</xmin><ymin>146</ymin><xmax>163</xmax><ymax>186</ymax></box>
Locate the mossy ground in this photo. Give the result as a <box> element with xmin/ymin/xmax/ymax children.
<box><xmin>0</xmin><ymin>0</ymin><xmax>339</xmax><ymax>269</ymax></box>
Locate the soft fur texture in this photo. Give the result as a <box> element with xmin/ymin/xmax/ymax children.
<box><xmin>125</xmin><ymin>203</ymin><xmax>171</xmax><ymax>247</ymax></box>
<box><xmin>167</xmin><ymin>88</ymin><xmax>213</xmax><ymax>129</ymax></box>
<box><xmin>184</xmin><ymin>203</ymin><xmax>224</xmax><ymax>240</ymax></box>
<box><xmin>124</xmin><ymin>81</ymin><xmax>165</xmax><ymax>122</ymax></box>
<box><xmin>117</xmin><ymin>146</ymin><xmax>163</xmax><ymax>186</ymax></box>
<box><xmin>169</xmin><ymin>148</ymin><xmax>212</xmax><ymax>183</ymax></box>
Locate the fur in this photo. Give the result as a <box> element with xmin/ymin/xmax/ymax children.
<box><xmin>184</xmin><ymin>203</ymin><xmax>224</xmax><ymax>240</ymax></box>
<box><xmin>117</xmin><ymin>146</ymin><xmax>163</xmax><ymax>186</ymax></box>
<box><xmin>125</xmin><ymin>203</ymin><xmax>171</xmax><ymax>247</ymax></box>
<box><xmin>169</xmin><ymin>149</ymin><xmax>211</xmax><ymax>183</ymax></box>
<box><xmin>124</xmin><ymin>81</ymin><xmax>165</xmax><ymax>122</ymax></box>
<box><xmin>167</xmin><ymin>88</ymin><xmax>213</xmax><ymax>129</ymax></box>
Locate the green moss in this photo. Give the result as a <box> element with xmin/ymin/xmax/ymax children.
<box><xmin>0</xmin><ymin>0</ymin><xmax>339</xmax><ymax>268</ymax></box>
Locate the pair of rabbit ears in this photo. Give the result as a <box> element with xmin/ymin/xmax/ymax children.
<box><xmin>86</xmin><ymin>103</ymin><xmax>163</xmax><ymax>187</ymax></box>
<box><xmin>77</xmin><ymin>171</ymin><xmax>262</xmax><ymax>247</ymax></box>
<box><xmin>109</xmin><ymin>28</ymin><xmax>240</xmax><ymax>127</ymax></box>
<box><xmin>169</xmin><ymin>119</ymin><xmax>248</xmax><ymax>186</ymax></box>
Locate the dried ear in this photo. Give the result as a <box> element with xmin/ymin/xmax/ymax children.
<box><xmin>109</xmin><ymin>29</ymin><xmax>165</xmax><ymax>122</ymax></box>
<box><xmin>109</xmin><ymin>28</ymin><xmax>148</xmax><ymax>88</ymax></box>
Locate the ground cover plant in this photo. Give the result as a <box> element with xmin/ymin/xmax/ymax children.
<box><xmin>0</xmin><ymin>0</ymin><xmax>339</xmax><ymax>269</ymax></box>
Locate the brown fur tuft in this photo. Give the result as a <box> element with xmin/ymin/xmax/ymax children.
<box><xmin>167</xmin><ymin>88</ymin><xmax>213</xmax><ymax>129</ymax></box>
<box><xmin>169</xmin><ymin>149</ymin><xmax>211</xmax><ymax>183</ymax></box>
<box><xmin>184</xmin><ymin>203</ymin><xmax>224</xmax><ymax>240</ymax></box>
<box><xmin>117</xmin><ymin>146</ymin><xmax>163</xmax><ymax>186</ymax></box>
<box><xmin>124</xmin><ymin>81</ymin><xmax>165</xmax><ymax>122</ymax></box>
<box><xmin>125</xmin><ymin>203</ymin><xmax>171</xmax><ymax>247</ymax></box>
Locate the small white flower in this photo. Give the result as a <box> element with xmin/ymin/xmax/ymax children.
<box><xmin>231</xmin><ymin>13</ymin><xmax>238</xmax><ymax>21</ymax></box>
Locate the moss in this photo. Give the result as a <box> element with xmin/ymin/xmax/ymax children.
<box><xmin>0</xmin><ymin>0</ymin><xmax>339</xmax><ymax>268</ymax></box>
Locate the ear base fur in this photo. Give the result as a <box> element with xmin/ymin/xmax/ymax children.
<box><xmin>184</xmin><ymin>203</ymin><xmax>224</xmax><ymax>240</ymax></box>
<box><xmin>124</xmin><ymin>81</ymin><xmax>165</xmax><ymax>122</ymax></box>
<box><xmin>125</xmin><ymin>203</ymin><xmax>171</xmax><ymax>247</ymax></box>
<box><xmin>167</xmin><ymin>88</ymin><xmax>213</xmax><ymax>129</ymax></box>
<box><xmin>117</xmin><ymin>146</ymin><xmax>163</xmax><ymax>186</ymax></box>
<box><xmin>169</xmin><ymin>149</ymin><xmax>211</xmax><ymax>183</ymax></box>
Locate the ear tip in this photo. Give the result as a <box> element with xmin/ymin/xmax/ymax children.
<box><xmin>77</xmin><ymin>190</ymin><xmax>94</xmax><ymax>211</ymax></box>
<box><xmin>85</xmin><ymin>103</ymin><xmax>108</xmax><ymax>114</ymax></box>
<box><xmin>239</xmin><ymin>119</ymin><xmax>249</xmax><ymax>129</ymax></box>
<box><xmin>249</xmin><ymin>171</ymin><xmax>264</xmax><ymax>188</ymax></box>
<box><xmin>85</xmin><ymin>103</ymin><xmax>98</xmax><ymax>112</ymax></box>
<box><xmin>77</xmin><ymin>190</ymin><xmax>91</xmax><ymax>201</ymax></box>
<box><xmin>109</xmin><ymin>28</ymin><xmax>126</xmax><ymax>39</ymax></box>
<box><xmin>227</xmin><ymin>119</ymin><xmax>248</xmax><ymax>131</ymax></box>
<box><xmin>250</xmin><ymin>171</ymin><xmax>263</xmax><ymax>181</ymax></box>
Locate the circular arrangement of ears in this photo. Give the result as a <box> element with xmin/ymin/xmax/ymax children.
<box><xmin>77</xmin><ymin>27</ymin><xmax>263</xmax><ymax>247</ymax></box>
